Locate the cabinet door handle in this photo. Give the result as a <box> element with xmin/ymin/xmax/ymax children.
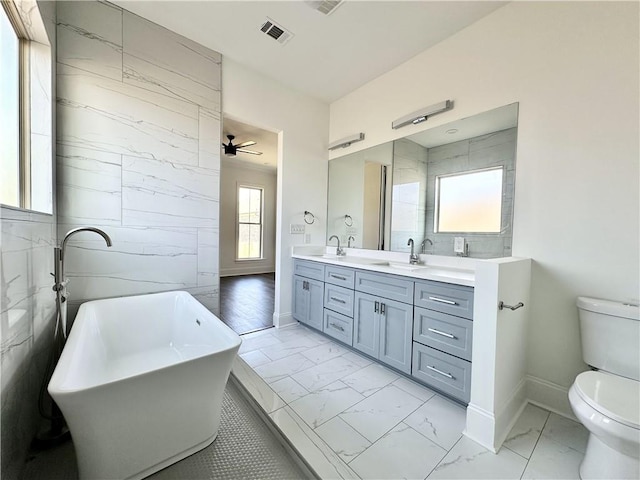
<box><xmin>428</xmin><ymin>296</ymin><xmax>457</xmax><ymax>305</ymax></box>
<box><xmin>304</xmin><ymin>281</ymin><xmax>309</xmax><ymax>290</ymax></box>
<box><xmin>330</xmin><ymin>297</ymin><xmax>346</xmax><ymax>304</ymax></box>
<box><xmin>426</xmin><ymin>365</ymin><xmax>454</xmax><ymax>379</ymax></box>
<box><xmin>374</xmin><ymin>301</ymin><xmax>379</xmax><ymax>313</ymax></box>
<box><xmin>427</xmin><ymin>328</ymin><xmax>456</xmax><ymax>339</ymax></box>
<box><xmin>380</xmin><ymin>303</ymin><xmax>386</xmax><ymax>315</ymax></box>
<box><xmin>330</xmin><ymin>274</ymin><xmax>347</xmax><ymax>280</ymax></box>
<box><xmin>329</xmin><ymin>322</ymin><xmax>345</xmax><ymax>332</ymax></box>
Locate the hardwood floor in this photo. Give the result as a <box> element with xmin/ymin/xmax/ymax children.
<box><xmin>219</xmin><ymin>273</ymin><xmax>275</xmax><ymax>335</ymax></box>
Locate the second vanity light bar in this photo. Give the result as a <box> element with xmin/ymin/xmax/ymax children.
<box><xmin>328</xmin><ymin>132</ymin><xmax>365</xmax><ymax>150</ymax></box>
<box><xmin>391</xmin><ymin>100</ymin><xmax>453</xmax><ymax>129</ymax></box>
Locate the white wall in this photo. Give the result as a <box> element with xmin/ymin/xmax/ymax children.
<box><xmin>329</xmin><ymin>2</ymin><xmax>639</xmax><ymax>410</ymax></box>
<box><xmin>220</xmin><ymin>159</ymin><xmax>277</xmax><ymax>276</ymax></box>
<box><xmin>222</xmin><ymin>58</ymin><xmax>329</xmax><ymax>326</ymax></box>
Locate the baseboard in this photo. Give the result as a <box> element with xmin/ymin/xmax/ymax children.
<box><xmin>525</xmin><ymin>375</ymin><xmax>577</xmax><ymax>421</ymax></box>
<box><xmin>220</xmin><ymin>268</ymin><xmax>275</xmax><ymax>277</ymax></box>
<box><xmin>464</xmin><ymin>403</ymin><xmax>497</xmax><ymax>453</ymax></box>
<box><xmin>494</xmin><ymin>378</ymin><xmax>528</xmax><ymax>450</ymax></box>
<box><xmin>273</xmin><ymin>312</ymin><xmax>295</xmax><ymax>328</ymax></box>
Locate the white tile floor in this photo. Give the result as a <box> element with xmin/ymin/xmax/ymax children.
<box><xmin>233</xmin><ymin>324</ymin><xmax>589</xmax><ymax>480</ymax></box>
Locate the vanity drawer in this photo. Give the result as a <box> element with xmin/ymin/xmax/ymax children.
<box><xmin>414</xmin><ymin>307</ymin><xmax>473</xmax><ymax>361</ymax></box>
<box><xmin>355</xmin><ymin>271</ymin><xmax>414</xmax><ymax>305</ymax></box>
<box><xmin>324</xmin><ymin>283</ymin><xmax>354</xmax><ymax>317</ymax></box>
<box><xmin>414</xmin><ymin>280</ymin><xmax>474</xmax><ymax>320</ymax></box>
<box><xmin>325</xmin><ymin>265</ymin><xmax>355</xmax><ymax>289</ymax></box>
<box><xmin>294</xmin><ymin>259</ymin><xmax>325</xmax><ymax>282</ymax></box>
<box><xmin>412</xmin><ymin>343</ymin><xmax>471</xmax><ymax>404</ymax></box>
<box><xmin>323</xmin><ymin>309</ymin><xmax>353</xmax><ymax>345</ymax></box>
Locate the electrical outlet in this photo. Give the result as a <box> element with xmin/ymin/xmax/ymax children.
<box><xmin>290</xmin><ymin>224</ymin><xmax>305</xmax><ymax>234</ymax></box>
<box><xmin>454</xmin><ymin>237</ymin><xmax>465</xmax><ymax>253</ymax></box>
<box><xmin>305</xmin><ymin>234</ymin><xmax>311</xmax><ymax>244</ymax></box>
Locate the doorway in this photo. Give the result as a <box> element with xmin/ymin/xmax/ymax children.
<box><xmin>218</xmin><ymin>117</ymin><xmax>278</xmax><ymax>335</ymax></box>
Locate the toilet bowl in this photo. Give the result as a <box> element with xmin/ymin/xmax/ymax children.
<box><xmin>569</xmin><ymin>297</ymin><xmax>640</xmax><ymax>480</ymax></box>
<box><xmin>569</xmin><ymin>371</ymin><xmax>639</xmax><ymax>479</ymax></box>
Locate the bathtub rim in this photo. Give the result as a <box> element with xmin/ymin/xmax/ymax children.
<box><xmin>48</xmin><ymin>290</ymin><xmax>241</xmax><ymax>395</ymax></box>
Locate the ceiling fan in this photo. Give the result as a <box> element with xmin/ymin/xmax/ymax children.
<box><xmin>222</xmin><ymin>134</ymin><xmax>263</xmax><ymax>156</ymax></box>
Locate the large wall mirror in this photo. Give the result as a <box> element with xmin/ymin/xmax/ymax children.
<box><xmin>327</xmin><ymin>103</ymin><xmax>518</xmax><ymax>258</ymax></box>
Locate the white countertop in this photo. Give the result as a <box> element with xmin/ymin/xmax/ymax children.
<box><xmin>292</xmin><ymin>248</ymin><xmax>476</xmax><ymax>287</ymax></box>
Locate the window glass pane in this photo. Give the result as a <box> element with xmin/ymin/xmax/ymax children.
<box><xmin>0</xmin><ymin>9</ymin><xmax>20</xmax><ymax>207</ymax></box>
<box><xmin>237</xmin><ymin>186</ymin><xmax>263</xmax><ymax>259</ymax></box>
<box><xmin>436</xmin><ymin>168</ymin><xmax>503</xmax><ymax>233</ymax></box>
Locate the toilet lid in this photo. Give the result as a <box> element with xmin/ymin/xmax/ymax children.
<box><xmin>574</xmin><ymin>371</ymin><xmax>639</xmax><ymax>429</ymax></box>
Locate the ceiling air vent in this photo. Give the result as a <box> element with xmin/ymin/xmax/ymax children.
<box><xmin>259</xmin><ymin>18</ymin><xmax>293</xmax><ymax>45</ymax></box>
<box><xmin>305</xmin><ymin>0</ymin><xmax>344</xmax><ymax>16</ymax></box>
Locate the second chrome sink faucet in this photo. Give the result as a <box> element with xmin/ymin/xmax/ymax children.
<box><xmin>407</xmin><ymin>238</ymin><xmax>420</xmax><ymax>265</ymax></box>
<box><xmin>329</xmin><ymin>235</ymin><xmax>345</xmax><ymax>256</ymax></box>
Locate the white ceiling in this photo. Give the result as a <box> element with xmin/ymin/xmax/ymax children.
<box><xmin>115</xmin><ymin>1</ymin><xmax>506</xmax><ymax>103</ymax></box>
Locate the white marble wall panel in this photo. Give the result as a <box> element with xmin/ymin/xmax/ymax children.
<box><xmin>57</xmin><ymin>144</ymin><xmax>122</xmax><ymax>225</ymax></box>
<box><xmin>57</xmin><ymin>224</ymin><xmax>198</xmax><ymax>300</ymax></box>
<box><xmin>122</xmin><ymin>11</ymin><xmax>221</xmax><ymax>111</ymax></box>
<box><xmin>57</xmin><ymin>65</ymin><xmax>199</xmax><ymax>165</ymax></box>
<box><xmin>122</xmin><ymin>156</ymin><xmax>218</xmax><ymax>227</ymax></box>
<box><xmin>56</xmin><ymin>0</ymin><xmax>221</xmax><ymax>316</ymax></box>
<box><xmin>198</xmin><ymin>228</ymin><xmax>218</xmax><ymax>287</ymax></box>
<box><xmin>198</xmin><ymin>108</ymin><xmax>221</xmax><ymax>170</ymax></box>
<box><xmin>56</xmin><ymin>1</ymin><xmax>122</xmax><ymax>80</ymax></box>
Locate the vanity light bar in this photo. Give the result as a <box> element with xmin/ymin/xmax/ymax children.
<box><xmin>328</xmin><ymin>132</ymin><xmax>365</xmax><ymax>151</ymax></box>
<box><xmin>391</xmin><ymin>100</ymin><xmax>453</xmax><ymax>130</ymax></box>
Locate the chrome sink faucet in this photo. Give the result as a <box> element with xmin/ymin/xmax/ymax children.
<box><xmin>407</xmin><ymin>238</ymin><xmax>420</xmax><ymax>265</ymax></box>
<box><xmin>421</xmin><ymin>238</ymin><xmax>433</xmax><ymax>253</ymax></box>
<box><xmin>347</xmin><ymin>235</ymin><xmax>355</xmax><ymax>248</ymax></box>
<box><xmin>329</xmin><ymin>235</ymin><xmax>345</xmax><ymax>256</ymax></box>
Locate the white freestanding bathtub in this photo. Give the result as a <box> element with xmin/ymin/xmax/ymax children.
<box><xmin>48</xmin><ymin>291</ymin><xmax>241</xmax><ymax>480</ymax></box>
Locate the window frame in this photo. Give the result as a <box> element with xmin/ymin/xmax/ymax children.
<box><xmin>236</xmin><ymin>184</ymin><xmax>265</xmax><ymax>261</ymax></box>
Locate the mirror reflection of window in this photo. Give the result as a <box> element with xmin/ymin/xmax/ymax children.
<box><xmin>435</xmin><ymin>167</ymin><xmax>503</xmax><ymax>233</ymax></box>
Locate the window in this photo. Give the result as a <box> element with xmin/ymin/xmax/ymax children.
<box><xmin>237</xmin><ymin>186</ymin><xmax>264</xmax><ymax>259</ymax></box>
<box><xmin>0</xmin><ymin>1</ymin><xmax>52</xmax><ymax>214</ymax></box>
<box><xmin>0</xmin><ymin>6</ymin><xmax>21</xmax><ymax>207</ymax></box>
<box><xmin>435</xmin><ymin>167</ymin><xmax>503</xmax><ymax>233</ymax></box>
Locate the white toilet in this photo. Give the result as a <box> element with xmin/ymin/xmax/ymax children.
<box><xmin>569</xmin><ymin>297</ymin><xmax>640</xmax><ymax>479</ymax></box>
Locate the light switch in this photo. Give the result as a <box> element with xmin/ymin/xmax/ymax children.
<box><xmin>454</xmin><ymin>237</ymin><xmax>465</xmax><ymax>253</ymax></box>
<box><xmin>290</xmin><ymin>224</ymin><xmax>305</xmax><ymax>234</ymax></box>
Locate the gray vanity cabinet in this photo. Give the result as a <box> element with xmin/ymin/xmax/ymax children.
<box><xmin>353</xmin><ymin>276</ymin><xmax>413</xmax><ymax>374</ymax></box>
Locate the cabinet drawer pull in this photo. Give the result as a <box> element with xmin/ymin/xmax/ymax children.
<box><xmin>329</xmin><ymin>322</ymin><xmax>345</xmax><ymax>332</ymax></box>
<box><xmin>330</xmin><ymin>296</ymin><xmax>346</xmax><ymax>304</ymax></box>
<box><xmin>426</xmin><ymin>365</ymin><xmax>454</xmax><ymax>379</ymax></box>
<box><xmin>330</xmin><ymin>274</ymin><xmax>347</xmax><ymax>280</ymax></box>
<box><xmin>427</xmin><ymin>328</ymin><xmax>456</xmax><ymax>339</ymax></box>
<box><xmin>428</xmin><ymin>296</ymin><xmax>457</xmax><ymax>305</ymax></box>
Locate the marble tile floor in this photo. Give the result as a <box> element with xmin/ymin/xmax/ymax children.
<box><xmin>233</xmin><ymin>324</ymin><xmax>590</xmax><ymax>480</ymax></box>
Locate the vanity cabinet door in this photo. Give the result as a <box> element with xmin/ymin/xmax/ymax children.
<box><xmin>292</xmin><ymin>275</ymin><xmax>323</xmax><ymax>331</ymax></box>
<box><xmin>353</xmin><ymin>292</ymin><xmax>380</xmax><ymax>358</ymax></box>
<box><xmin>379</xmin><ymin>298</ymin><xmax>413</xmax><ymax>374</ymax></box>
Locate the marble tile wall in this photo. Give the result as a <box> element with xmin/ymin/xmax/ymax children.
<box><xmin>55</xmin><ymin>1</ymin><xmax>222</xmax><ymax>317</ymax></box>
<box><xmin>425</xmin><ymin>128</ymin><xmax>517</xmax><ymax>258</ymax></box>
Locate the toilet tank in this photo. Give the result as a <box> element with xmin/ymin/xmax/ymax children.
<box><xmin>577</xmin><ymin>296</ymin><xmax>640</xmax><ymax>381</ymax></box>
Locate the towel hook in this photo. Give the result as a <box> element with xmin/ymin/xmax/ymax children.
<box><xmin>498</xmin><ymin>301</ymin><xmax>524</xmax><ymax>311</ymax></box>
<box><xmin>303</xmin><ymin>211</ymin><xmax>315</xmax><ymax>225</ymax></box>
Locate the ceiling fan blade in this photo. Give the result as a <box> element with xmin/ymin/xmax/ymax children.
<box><xmin>235</xmin><ymin>141</ymin><xmax>256</xmax><ymax>148</ymax></box>
<box><xmin>237</xmin><ymin>148</ymin><xmax>263</xmax><ymax>156</ymax></box>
